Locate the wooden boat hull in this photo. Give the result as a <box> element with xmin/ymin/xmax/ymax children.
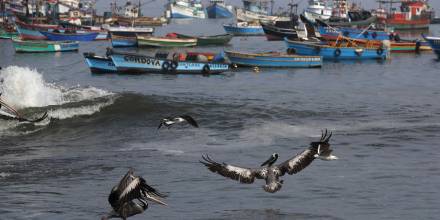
<box><xmin>206</xmin><ymin>3</ymin><xmax>234</xmax><ymax>19</ymax></box>
<box><xmin>110</xmin><ymin>34</ymin><xmax>137</xmax><ymax>47</ymax></box>
<box><xmin>12</xmin><ymin>39</ymin><xmax>79</xmax><ymax>53</ymax></box>
<box><xmin>284</xmin><ymin>38</ymin><xmax>388</xmax><ymax>60</ymax></box>
<box><xmin>225</xmin><ymin>50</ymin><xmax>322</xmax><ymax>68</ymax></box>
<box><xmin>223</xmin><ymin>24</ymin><xmax>264</xmax><ymax>36</ymax></box>
<box><xmin>15</xmin><ymin>21</ymin><xmax>59</xmax><ymax>40</ymax></box>
<box><xmin>109</xmin><ymin>51</ymin><xmax>229</xmax><ymax>74</ymax></box>
<box><xmin>137</xmin><ymin>36</ymin><xmax>197</xmax><ymax>47</ymax></box>
<box><xmin>173</xmin><ymin>33</ymin><xmax>233</xmax><ymax>46</ymax></box>
<box><xmin>261</xmin><ymin>22</ymin><xmax>298</xmax><ymax>41</ymax></box>
<box><xmin>318</xmin><ymin>26</ymin><xmax>390</xmax><ymax>41</ymax></box>
<box><xmin>422</xmin><ymin>35</ymin><xmax>440</xmax><ymax>58</ymax></box>
<box><xmin>83</xmin><ymin>53</ymin><xmax>118</xmax><ymax>73</ymax></box>
<box><xmin>40</xmin><ymin>31</ymin><xmax>99</xmax><ymax>41</ymax></box>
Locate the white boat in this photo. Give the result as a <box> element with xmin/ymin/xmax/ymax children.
<box><xmin>304</xmin><ymin>0</ymin><xmax>332</xmax><ymax>22</ymax></box>
<box><xmin>168</xmin><ymin>0</ymin><xmax>206</xmax><ymax>19</ymax></box>
<box><xmin>105</xmin><ymin>26</ymin><xmax>154</xmax><ymax>37</ymax></box>
<box><xmin>236</xmin><ymin>8</ymin><xmax>290</xmax><ymax>23</ymax></box>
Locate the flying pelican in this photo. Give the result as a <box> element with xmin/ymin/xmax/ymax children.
<box><xmin>158</xmin><ymin>115</ymin><xmax>199</xmax><ymax>129</ymax></box>
<box><xmin>200</xmin><ymin>130</ymin><xmax>337</xmax><ymax>193</ymax></box>
<box><xmin>102</xmin><ymin>169</ymin><xmax>167</xmax><ymax>220</ymax></box>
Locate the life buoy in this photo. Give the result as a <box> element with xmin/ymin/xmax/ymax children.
<box><xmin>372</xmin><ymin>32</ymin><xmax>378</xmax><ymax>39</ymax></box>
<box><xmin>286</xmin><ymin>48</ymin><xmax>296</xmax><ymax>55</ymax></box>
<box><xmin>394</xmin><ymin>34</ymin><xmax>401</xmax><ymax>42</ymax></box>
<box><xmin>355</xmin><ymin>48</ymin><xmax>363</xmax><ymax>56</ymax></box>
<box><xmin>202</xmin><ymin>64</ymin><xmax>210</xmax><ymax>75</ymax></box>
<box><xmin>334</xmin><ymin>48</ymin><xmax>341</xmax><ymax>57</ymax></box>
<box><xmin>363</xmin><ymin>31</ymin><xmax>369</xmax><ymax>38</ymax></box>
<box><xmin>162</xmin><ymin>61</ymin><xmax>170</xmax><ymax>72</ymax></box>
<box><xmin>376</xmin><ymin>48</ymin><xmax>384</xmax><ymax>55</ymax></box>
<box><xmin>314</xmin><ymin>46</ymin><xmax>321</xmax><ymax>54</ymax></box>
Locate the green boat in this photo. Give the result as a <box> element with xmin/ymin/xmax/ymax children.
<box><xmin>12</xmin><ymin>39</ymin><xmax>80</xmax><ymax>53</ymax></box>
<box><xmin>136</xmin><ymin>35</ymin><xmax>197</xmax><ymax>47</ymax></box>
<box><xmin>0</xmin><ymin>26</ymin><xmax>18</xmax><ymax>39</ymax></box>
<box><xmin>168</xmin><ymin>33</ymin><xmax>233</xmax><ymax>46</ymax></box>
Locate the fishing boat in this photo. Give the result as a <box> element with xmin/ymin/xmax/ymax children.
<box><xmin>136</xmin><ymin>35</ymin><xmax>197</xmax><ymax>47</ymax></box>
<box><xmin>110</xmin><ymin>33</ymin><xmax>137</xmax><ymax>47</ymax></box>
<box><xmin>168</xmin><ymin>0</ymin><xmax>206</xmax><ymax>19</ymax></box>
<box><xmin>422</xmin><ymin>35</ymin><xmax>440</xmax><ymax>58</ymax></box>
<box><xmin>109</xmin><ymin>49</ymin><xmax>229</xmax><ymax>74</ymax></box>
<box><xmin>304</xmin><ymin>0</ymin><xmax>332</xmax><ymax>22</ymax></box>
<box><xmin>317</xmin><ymin>25</ymin><xmax>392</xmax><ymax>41</ymax></box>
<box><xmin>261</xmin><ymin>22</ymin><xmax>300</xmax><ymax>41</ymax></box>
<box><xmin>167</xmin><ymin>33</ymin><xmax>233</xmax><ymax>46</ymax></box>
<box><xmin>83</xmin><ymin>52</ymin><xmax>118</xmax><ymax>73</ymax></box>
<box><xmin>284</xmin><ymin>37</ymin><xmax>388</xmax><ymax>60</ymax></box>
<box><xmin>12</xmin><ymin>39</ymin><xmax>79</xmax><ymax>53</ymax></box>
<box><xmin>40</xmin><ymin>31</ymin><xmax>99</xmax><ymax>41</ymax></box>
<box><xmin>223</xmin><ymin>22</ymin><xmax>264</xmax><ymax>36</ymax></box>
<box><xmin>374</xmin><ymin>0</ymin><xmax>432</xmax><ymax>30</ymax></box>
<box><xmin>106</xmin><ymin>26</ymin><xmax>154</xmax><ymax>37</ymax></box>
<box><xmin>0</xmin><ymin>25</ymin><xmax>18</xmax><ymax>39</ymax></box>
<box><xmin>206</xmin><ymin>0</ymin><xmax>234</xmax><ymax>18</ymax></box>
<box><xmin>15</xmin><ymin>20</ymin><xmax>59</xmax><ymax>40</ymax></box>
<box><xmin>225</xmin><ymin>50</ymin><xmax>322</xmax><ymax>68</ymax></box>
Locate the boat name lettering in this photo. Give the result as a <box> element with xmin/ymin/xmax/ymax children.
<box><xmin>124</xmin><ymin>55</ymin><xmax>160</xmax><ymax>66</ymax></box>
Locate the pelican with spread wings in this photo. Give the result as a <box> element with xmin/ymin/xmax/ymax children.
<box><xmin>0</xmin><ymin>94</ymin><xmax>48</xmax><ymax>123</ymax></box>
<box><xmin>200</xmin><ymin>130</ymin><xmax>338</xmax><ymax>193</ymax></box>
<box><xmin>102</xmin><ymin>169</ymin><xmax>167</xmax><ymax>220</ymax></box>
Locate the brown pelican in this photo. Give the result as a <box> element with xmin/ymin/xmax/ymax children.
<box><xmin>102</xmin><ymin>169</ymin><xmax>167</xmax><ymax>220</ymax></box>
<box><xmin>0</xmin><ymin>95</ymin><xmax>48</xmax><ymax>123</ymax></box>
<box><xmin>158</xmin><ymin>115</ymin><xmax>198</xmax><ymax>129</ymax></box>
<box><xmin>200</xmin><ymin>130</ymin><xmax>337</xmax><ymax>193</ymax></box>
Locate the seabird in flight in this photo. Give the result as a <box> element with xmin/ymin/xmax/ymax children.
<box><xmin>102</xmin><ymin>169</ymin><xmax>167</xmax><ymax>220</ymax></box>
<box><xmin>158</xmin><ymin>115</ymin><xmax>198</xmax><ymax>129</ymax></box>
<box><xmin>200</xmin><ymin>130</ymin><xmax>337</xmax><ymax>193</ymax></box>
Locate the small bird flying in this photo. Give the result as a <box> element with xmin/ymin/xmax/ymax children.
<box><xmin>200</xmin><ymin>130</ymin><xmax>337</xmax><ymax>193</ymax></box>
<box><xmin>102</xmin><ymin>169</ymin><xmax>167</xmax><ymax>220</ymax></box>
<box><xmin>157</xmin><ymin>115</ymin><xmax>198</xmax><ymax>129</ymax></box>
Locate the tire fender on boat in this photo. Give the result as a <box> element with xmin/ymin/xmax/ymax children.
<box><xmin>363</xmin><ymin>31</ymin><xmax>369</xmax><ymax>38</ymax></box>
<box><xmin>376</xmin><ymin>48</ymin><xmax>384</xmax><ymax>55</ymax></box>
<box><xmin>286</xmin><ymin>48</ymin><xmax>296</xmax><ymax>55</ymax></box>
<box><xmin>334</xmin><ymin>48</ymin><xmax>341</xmax><ymax>57</ymax></box>
<box><xmin>372</xmin><ymin>32</ymin><xmax>378</xmax><ymax>39</ymax></box>
<box><xmin>202</xmin><ymin>64</ymin><xmax>210</xmax><ymax>75</ymax></box>
<box><xmin>162</xmin><ymin>61</ymin><xmax>171</xmax><ymax>72</ymax></box>
<box><xmin>170</xmin><ymin>61</ymin><xmax>178</xmax><ymax>70</ymax></box>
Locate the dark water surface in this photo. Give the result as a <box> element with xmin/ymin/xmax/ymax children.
<box><xmin>1</xmin><ymin>21</ymin><xmax>440</xmax><ymax>220</ymax></box>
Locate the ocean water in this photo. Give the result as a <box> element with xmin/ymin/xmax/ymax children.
<box><xmin>1</xmin><ymin>20</ymin><xmax>440</xmax><ymax>220</ymax></box>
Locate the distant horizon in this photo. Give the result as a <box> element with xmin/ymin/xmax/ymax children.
<box><xmin>95</xmin><ymin>0</ymin><xmax>440</xmax><ymax>17</ymax></box>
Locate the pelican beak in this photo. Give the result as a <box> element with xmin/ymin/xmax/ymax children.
<box><xmin>145</xmin><ymin>193</ymin><xmax>168</xmax><ymax>206</ymax></box>
<box><xmin>260</xmin><ymin>155</ymin><xmax>273</xmax><ymax>167</ymax></box>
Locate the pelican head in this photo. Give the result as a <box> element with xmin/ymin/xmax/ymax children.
<box><xmin>261</xmin><ymin>153</ymin><xmax>278</xmax><ymax>167</ymax></box>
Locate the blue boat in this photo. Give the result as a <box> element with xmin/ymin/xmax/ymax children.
<box><xmin>225</xmin><ymin>50</ymin><xmax>322</xmax><ymax>68</ymax></box>
<box><xmin>422</xmin><ymin>35</ymin><xmax>440</xmax><ymax>58</ymax></box>
<box><xmin>83</xmin><ymin>53</ymin><xmax>118</xmax><ymax>73</ymax></box>
<box><xmin>318</xmin><ymin>26</ymin><xmax>392</xmax><ymax>41</ymax></box>
<box><xmin>223</xmin><ymin>22</ymin><xmax>264</xmax><ymax>36</ymax></box>
<box><xmin>40</xmin><ymin>31</ymin><xmax>99</xmax><ymax>41</ymax></box>
<box><xmin>109</xmin><ymin>50</ymin><xmax>229</xmax><ymax>74</ymax></box>
<box><xmin>284</xmin><ymin>38</ymin><xmax>388</xmax><ymax>60</ymax></box>
<box><xmin>206</xmin><ymin>0</ymin><xmax>234</xmax><ymax>18</ymax></box>
<box><xmin>110</xmin><ymin>34</ymin><xmax>137</xmax><ymax>47</ymax></box>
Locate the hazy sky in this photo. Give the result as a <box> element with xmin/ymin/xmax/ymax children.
<box><xmin>95</xmin><ymin>0</ymin><xmax>440</xmax><ymax>16</ymax></box>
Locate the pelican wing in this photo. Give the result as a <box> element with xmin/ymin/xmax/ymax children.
<box><xmin>179</xmin><ymin>115</ymin><xmax>199</xmax><ymax>128</ymax></box>
<box><xmin>277</xmin><ymin>148</ymin><xmax>317</xmax><ymax>176</ymax></box>
<box><xmin>200</xmin><ymin>155</ymin><xmax>265</xmax><ymax>184</ymax></box>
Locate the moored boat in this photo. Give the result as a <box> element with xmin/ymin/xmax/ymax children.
<box><xmin>110</xmin><ymin>33</ymin><xmax>137</xmax><ymax>47</ymax></box>
<box><xmin>106</xmin><ymin>26</ymin><xmax>154</xmax><ymax>37</ymax></box>
<box><xmin>168</xmin><ymin>33</ymin><xmax>233</xmax><ymax>46</ymax></box>
<box><xmin>15</xmin><ymin>21</ymin><xmax>59</xmax><ymax>40</ymax></box>
<box><xmin>304</xmin><ymin>0</ymin><xmax>332</xmax><ymax>22</ymax></box>
<box><xmin>40</xmin><ymin>31</ymin><xmax>99</xmax><ymax>41</ymax></box>
<box><xmin>223</xmin><ymin>22</ymin><xmax>264</xmax><ymax>36</ymax></box>
<box><xmin>206</xmin><ymin>0</ymin><xmax>234</xmax><ymax>18</ymax></box>
<box><xmin>373</xmin><ymin>0</ymin><xmax>432</xmax><ymax>30</ymax></box>
<box><xmin>0</xmin><ymin>26</ymin><xmax>18</xmax><ymax>39</ymax></box>
<box><xmin>12</xmin><ymin>39</ymin><xmax>79</xmax><ymax>53</ymax></box>
<box><xmin>284</xmin><ymin>38</ymin><xmax>388</xmax><ymax>60</ymax></box>
<box><xmin>261</xmin><ymin>22</ymin><xmax>299</xmax><ymax>41</ymax></box>
<box><xmin>136</xmin><ymin>35</ymin><xmax>197</xmax><ymax>47</ymax></box>
<box><xmin>168</xmin><ymin>0</ymin><xmax>206</xmax><ymax>19</ymax></box>
<box><xmin>109</xmin><ymin>49</ymin><xmax>229</xmax><ymax>74</ymax></box>
<box><xmin>422</xmin><ymin>35</ymin><xmax>440</xmax><ymax>58</ymax></box>
<box><xmin>83</xmin><ymin>52</ymin><xmax>118</xmax><ymax>73</ymax></box>
<box><xmin>225</xmin><ymin>50</ymin><xmax>322</xmax><ymax>68</ymax></box>
<box><xmin>317</xmin><ymin>25</ymin><xmax>392</xmax><ymax>41</ymax></box>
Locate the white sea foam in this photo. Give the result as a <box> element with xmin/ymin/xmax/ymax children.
<box><xmin>0</xmin><ymin>66</ymin><xmax>112</xmax><ymax>109</ymax></box>
<box><xmin>0</xmin><ymin>172</ymin><xmax>11</xmax><ymax>178</ymax></box>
